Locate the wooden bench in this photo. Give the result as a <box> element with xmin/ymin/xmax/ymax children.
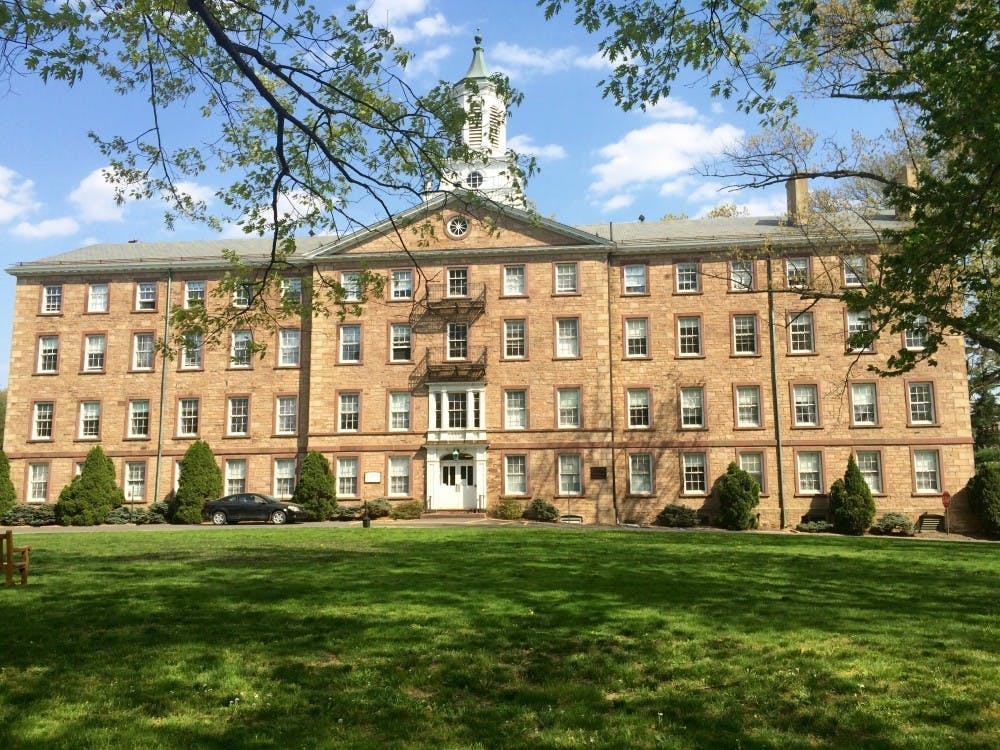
<box><xmin>2</xmin><ymin>529</ymin><xmax>31</xmax><ymax>586</ymax></box>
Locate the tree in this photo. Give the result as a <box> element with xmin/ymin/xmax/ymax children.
<box><xmin>171</xmin><ymin>440</ymin><xmax>222</xmax><ymax>524</ymax></box>
<box><xmin>968</xmin><ymin>340</ymin><xmax>1000</xmax><ymax>448</ymax></box>
<box><xmin>56</xmin><ymin>446</ymin><xmax>124</xmax><ymax>526</ymax></box>
<box><xmin>828</xmin><ymin>456</ymin><xmax>877</xmax><ymax>535</ymax></box>
<box><xmin>0</xmin><ymin>387</ymin><xmax>6</xmax><ymax>448</ymax></box>
<box><xmin>541</xmin><ymin>0</ymin><xmax>1000</xmax><ymax>375</ymax></box>
<box><xmin>0</xmin><ymin>448</ymin><xmax>15</xmax><ymax>514</ymax></box>
<box><xmin>966</xmin><ymin>461</ymin><xmax>1000</xmax><ymax>537</ymax></box>
<box><xmin>291</xmin><ymin>451</ymin><xmax>336</xmax><ymax>521</ymax></box>
<box><xmin>715</xmin><ymin>462</ymin><xmax>760</xmax><ymax>530</ymax></box>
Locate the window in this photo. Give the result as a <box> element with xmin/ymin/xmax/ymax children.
<box><xmin>341</xmin><ymin>271</ymin><xmax>361</xmax><ymax>301</ymax></box>
<box><xmin>730</xmin><ymin>260</ymin><xmax>754</xmax><ymax>291</ymax></box>
<box><xmin>128</xmin><ymin>399</ymin><xmax>150</xmax><ymax>438</ymax></box>
<box><xmin>84</xmin><ymin>334</ymin><xmax>106</xmax><ymax>372</ymax></box>
<box><xmin>125</xmin><ymin>462</ymin><xmax>146</xmax><ymax>502</ymax></box>
<box><xmin>42</xmin><ymin>284</ymin><xmax>63</xmax><ymax>313</ymax></box>
<box><xmin>555</xmin><ymin>318</ymin><xmax>579</xmax><ymax>358</ymax></box>
<box><xmin>786</xmin><ymin>257</ymin><xmax>809</xmax><ymax>288</ymax></box>
<box><xmin>32</xmin><ymin>402</ymin><xmax>54</xmax><ymax>440</ymax></box>
<box><xmin>230</xmin><ymin>330</ymin><xmax>252</xmax><ymax>367</ymax></box>
<box><xmin>232</xmin><ymin>282</ymin><xmax>251</xmax><ymax>308</ymax></box>
<box><xmin>905</xmin><ymin>315</ymin><xmax>928</xmax><ymax>350</ymax></box>
<box><xmin>851</xmin><ymin>383</ymin><xmax>878</xmax><ymax>426</ymax></box>
<box><xmin>281</xmin><ymin>278</ymin><xmax>302</xmax><ymax>304</ymax></box>
<box><xmin>503</xmin><ymin>265</ymin><xmax>526</xmax><ymax>296</ymax></box>
<box><xmin>225</xmin><ymin>459</ymin><xmax>247</xmax><ymax>495</ymax></box>
<box><xmin>390</xmin><ymin>323</ymin><xmax>412</xmax><ymax>362</ymax></box>
<box><xmin>504</xmin><ymin>455</ymin><xmax>527</xmax><ymax>495</ymax></box>
<box><xmin>37</xmin><ymin>335</ymin><xmax>59</xmax><ymax>373</ymax></box>
<box><xmin>679</xmin><ymin>387</ymin><xmax>704</xmax><ymax>428</ymax></box>
<box><xmin>843</xmin><ymin>255</ymin><xmax>867</xmax><ymax>286</ymax></box>
<box><xmin>628</xmin><ymin>388</ymin><xmax>650</xmax><ymax>428</ymax></box>
<box><xmin>555</xmin><ymin>262</ymin><xmax>578</xmax><ymax>294</ymax></box>
<box><xmin>136</xmin><ymin>281</ymin><xmax>157</xmax><ymax>311</ymax></box>
<box><xmin>732</xmin><ymin>315</ymin><xmax>758</xmax><ymax>355</ymax></box>
<box><xmin>79</xmin><ymin>401</ymin><xmax>101</xmax><ymax>438</ymax></box>
<box><xmin>908</xmin><ymin>382</ymin><xmax>935</xmax><ymax>424</ymax></box>
<box><xmin>182</xmin><ymin>333</ymin><xmax>203</xmax><ymax>369</ymax></box>
<box><xmin>274</xmin><ymin>459</ymin><xmax>296</xmax><ymax>498</ymax></box>
<box><xmin>178</xmin><ymin>398</ymin><xmax>199</xmax><ymax>436</ymax></box>
<box><xmin>88</xmin><ymin>283</ymin><xmax>109</xmax><ymax>313</ymax></box>
<box><xmin>558</xmin><ymin>454</ymin><xmax>582</xmax><ymax>495</ymax></box>
<box><xmin>276</xmin><ymin>396</ymin><xmax>297</xmax><ymax>434</ymax></box>
<box><xmin>447</xmin><ymin>392</ymin><xmax>467</xmax><ymax>428</ymax></box>
<box><xmin>625</xmin><ymin>318</ymin><xmax>648</xmax><ymax>358</ymax></box>
<box><xmin>339</xmin><ymin>393</ymin><xmax>360</xmax><ymax>432</ymax></box>
<box><xmin>505</xmin><ymin>390</ymin><xmax>528</xmax><ymax>429</ymax></box>
<box><xmin>337</xmin><ymin>457</ymin><xmax>358</xmax><ymax>496</ymax></box>
<box><xmin>629</xmin><ymin>453</ymin><xmax>653</xmax><ymax>494</ymax></box>
<box><xmin>448</xmin><ymin>268</ymin><xmax>469</xmax><ymax>297</ymax></box>
<box><xmin>446</xmin><ymin>215</ymin><xmax>469</xmax><ymax>238</ymax></box>
<box><xmin>623</xmin><ymin>264</ymin><xmax>647</xmax><ymax>294</ymax></box>
<box><xmin>390</xmin><ymin>269</ymin><xmax>412</xmax><ymax>300</ymax></box>
<box><xmin>682</xmin><ymin>453</ymin><xmax>707</xmax><ymax>494</ymax></box>
<box><xmin>793</xmin><ymin>384</ymin><xmax>819</xmax><ymax>426</ymax></box>
<box><xmin>389</xmin><ymin>392</ymin><xmax>411</xmax><ymax>430</ymax></box>
<box><xmin>856</xmin><ymin>451</ymin><xmax>883</xmax><ymax>494</ymax></box>
<box><xmin>28</xmin><ymin>463</ymin><xmax>49</xmax><ymax>501</ymax></box>
<box><xmin>133</xmin><ymin>332</ymin><xmax>154</xmax><ymax>370</ymax></box>
<box><xmin>447</xmin><ymin>322</ymin><xmax>468</xmax><ymax>360</ymax></box>
<box><xmin>228</xmin><ymin>397</ymin><xmax>249</xmax><ymax>436</ymax></box>
<box><xmin>185</xmin><ymin>281</ymin><xmax>205</xmax><ymax>308</ymax></box>
<box><xmin>466</xmin><ymin>170</ymin><xmax>484</xmax><ymax>189</ymax></box>
<box><xmin>388</xmin><ymin>457</ymin><xmax>410</xmax><ymax>496</ymax></box>
<box><xmin>739</xmin><ymin>452</ymin><xmax>764</xmax><ymax>492</ymax></box>
<box><xmin>504</xmin><ymin>320</ymin><xmax>526</xmax><ymax>359</ymax></box>
<box><xmin>789</xmin><ymin>312</ymin><xmax>815</xmax><ymax>353</ymax></box>
<box><xmin>796</xmin><ymin>452</ymin><xmax>823</xmax><ymax>493</ymax></box>
<box><xmin>913</xmin><ymin>450</ymin><xmax>941</xmax><ymax>493</ymax></box>
<box><xmin>677</xmin><ymin>316</ymin><xmax>702</xmax><ymax>356</ymax></box>
<box><xmin>278</xmin><ymin>329</ymin><xmax>300</xmax><ymax>367</ymax></box>
<box><xmin>847</xmin><ymin>310</ymin><xmax>873</xmax><ymax>352</ymax></box>
<box><xmin>735</xmin><ymin>386</ymin><xmax>761</xmax><ymax>428</ymax></box>
<box><xmin>558</xmin><ymin>388</ymin><xmax>581</xmax><ymax>428</ymax></box>
<box><xmin>430</xmin><ymin>389</ymin><xmax>482</xmax><ymax>430</ymax></box>
<box><xmin>340</xmin><ymin>325</ymin><xmax>361</xmax><ymax>363</ymax></box>
<box><xmin>675</xmin><ymin>262</ymin><xmax>699</xmax><ymax>293</ymax></box>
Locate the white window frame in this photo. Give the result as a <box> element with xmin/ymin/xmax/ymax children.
<box><xmin>230</xmin><ymin>330</ymin><xmax>252</xmax><ymax>368</ymax></box>
<box><xmin>389</xmin><ymin>392</ymin><xmax>411</xmax><ymax>431</ymax></box>
<box><xmin>913</xmin><ymin>450</ymin><xmax>941</xmax><ymax>493</ymax></box>
<box><xmin>232</xmin><ymin>282</ymin><xmax>251</xmax><ymax>308</ymax></box>
<box><xmin>623</xmin><ymin>264</ymin><xmax>647</xmax><ymax>294</ymax></box>
<box><xmin>850</xmin><ymin>383</ymin><xmax>877</xmax><ymax>426</ymax></box>
<box><xmin>339</xmin><ymin>325</ymin><xmax>361</xmax><ymax>363</ymax></box>
<box><xmin>28</xmin><ymin>463</ymin><xmax>49</xmax><ymax>502</ymax></box>
<box><xmin>132</xmin><ymin>332</ymin><xmax>154</xmax><ymax>370</ymax></box>
<box><xmin>447</xmin><ymin>322</ymin><xmax>469</xmax><ymax>360</ymax></box>
<box><xmin>555</xmin><ymin>262</ymin><xmax>578</xmax><ymax>294</ymax></box>
<box><xmin>729</xmin><ymin>260</ymin><xmax>754</xmax><ymax>291</ymax></box>
<box><xmin>125</xmin><ymin>462</ymin><xmax>146</xmax><ymax>503</ymax></box>
<box><xmin>843</xmin><ymin>255</ymin><xmax>867</xmax><ymax>286</ymax></box>
<box><xmin>504</xmin><ymin>319</ymin><xmax>526</xmax><ymax>359</ymax></box>
<box><xmin>856</xmin><ymin>451</ymin><xmax>883</xmax><ymax>494</ymax></box>
<box><xmin>677</xmin><ymin>316</ymin><xmax>702</xmax><ymax>356</ymax></box>
<box><xmin>682</xmin><ymin>453</ymin><xmax>707</xmax><ymax>494</ymax></box>
<box><xmin>786</xmin><ymin>257</ymin><xmax>809</xmax><ymax>288</ymax></box>
<box><xmin>629</xmin><ymin>453</ymin><xmax>653</xmax><ymax>494</ymax></box>
<box><xmin>337</xmin><ymin>457</ymin><xmax>358</xmax><ymax>497</ymax></box>
<box><xmin>227</xmin><ymin>396</ymin><xmax>250</xmax><ymax>436</ymax></box>
<box><xmin>181</xmin><ymin>333</ymin><xmax>203</xmax><ymax>369</ymax></box>
<box><xmin>178</xmin><ymin>398</ymin><xmax>200</xmax><ymax>436</ymax></box>
<box><xmin>281</xmin><ymin>278</ymin><xmax>302</xmax><ymax>304</ymax></box>
<box><xmin>184</xmin><ymin>280</ymin><xmax>205</xmax><ymax>308</ymax></box>
<box><xmin>276</xmin><ymin>396</ymin><xmax>297</xmax><ymax>435</ymax></box>
<box><xmin>390</xmin><ymin>323</ymin><xmax>412</xmax><ymax>362</ymax></box>
<box><xmin>84</xmin><ymin>334</ymin><xmax>106</xmax><ymax>372</ymax></box>
<box><xmin>279</xmin><ymin>329</ymin><xmax>300</xmax><ymax>367</ymax></box>
<box><xmin>503</xmin><ymin>265</ymin><xmax>526</xmax><ymax>296</ymax></box>
<box><xmin>557</xmin><ymin>388</ymin><xmax>581</xmax><ymax>429</ymax></box>
<box><xmin>789</xmin><ymin>312</ymin><xmax>815</xmax><ymax>353</ymax></box>
<box><xmin>628</xmin><ymin>388</ymin><xmax>651</xmax><ymax>429</ymax></box>
<box><xmin>793</xmin><ymin>384</ymin><xmax>819</xmax><ymax>426</ymax></box>
<box><xmin>739</xmin><ymin>452</ymin><xmax>764</xmax><ymax>492</ymax></box>
<box><xmin>679</xmin><ymin>386</ymin><xmax>704</xmax><ymax>428</ymax></box>
<box><xmin>504</xmin><ymin>455</ymin><xmax>527</xmax><ymax>495</ymax></box>
<box><xmin>338</xmin><ymin>393</ymin><xmax>360</xmax><ymax>432</ymax></box>
<box><xmin>555</xmin><ymin>318</ymin><xmax>579</xmax><ymax>358</ymax></box>
<box><xmin>733</xmin><ymin>315</ymin><xmax>758</xmax><ymax>355</ymax></box>
<box><xmin>42</xmin><ymin>284</ymin><xmax>63</xmax><ymax>314</ymax></box>
<box><xmin>505</xmin><ymin>390</ymin><xmax>528</xmax><ymax>430</ymax></box>
<box><xmin>796</xmin><ymin>452</ymin><xmax>823</xmax><ymax>494</ymax></box>
<box><xmin>87</xmin><ymin>283</ymin><xmax>109</xmax><ymax>313</ymax></box>
<box><xmin>390</xmin><ymin>269</ymin><xmax>412</xmax><ymax>300</ymax></box>
<box><xmin>79</xmin><ymin>400</ymin><xmax>101</xmax><ymax>439</ymax></box>
<box><xmin>904</xmin><ymin>315</ymin><xmax>928</xmax><ymax>350</ymax></box>
<box><xmin>847</xmin><ymin>310</ymin><xmax>873</xmax><ymax>352</ymax></box>
<box><xmin>388</xmin><ymin>456</ymin><xmax>410</xmax><ymax>497</ymax></box>
<box><xmin>675</xmin><ymin>262</ymin><xmax>699</xmax><ymax>293</ymax></box>
<box><xmin>908</xmin><ymin>382</ymin><xmax>936</xmax><ymax>424</ymax></box>
<box><xmin>37</xmin><ymin>335</ymin><xmax>59</xmax><ymax>373</ymax></box>
<box><xmin>558</xmin><ymin>454</ymin><xmax>582</xmax><ymax>495</ymax></box>
<box><xmin>128</xmin><ymin>399</ymin><xmax>150</xmax><ymax>438</ymax></box>
<box><xmin>32</xmin><ymin>402</ymin><xmax>54</xmax><ymax>440</ymax></box>
<box><xmin>225</xmin><ymin>459</ymin><xmax>247</xmax><ymax>495</ymax></box>
<box><xmin>625</xmin><ymin>318</ymin><xmax>648</xmax><ymax>358</ymax></box>
<box><xmin>274</xmin><ymin>458</ymin><xmax>296</xmax><ymax>498</ymax></box>
<box><xmin>735</xmin><ymin>386</ymin><xmax>761</xmax><ymax>428</ymax></box>
<box><xmin>341</xmin><ymin>271</ymin><xmax>361</xmax><ymax>301</ymax></box>
<box><xmin>447</xmin><ymin>267</ymin><xmax>469</xmax><ymax>298</ymax></box>
<box><xmin>136</xmin><ymin>281</ymin><xmax>157</xmax><ymax>311</ymax></box>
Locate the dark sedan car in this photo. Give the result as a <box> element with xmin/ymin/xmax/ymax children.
<box><xmin>201</xmin><ymin>493</ymin><xmax>310</xmax><ymax>525</ymax></box>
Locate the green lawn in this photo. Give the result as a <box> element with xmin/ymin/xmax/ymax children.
<box><xmin>1</xmin><ymin>526</ymin><xmax>997</xmax><ymax>749</ymax></box>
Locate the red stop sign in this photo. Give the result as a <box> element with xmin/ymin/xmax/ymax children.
<box><xmin>942</xmin><ymin>491</ymin><xmax>951</xmax><ymax>509</ymax></box>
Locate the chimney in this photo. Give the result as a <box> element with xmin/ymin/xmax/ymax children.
<box><xmin>786</xmin><ymin>175</ymin><xmax>809</xmax><ymax>226</ymax></box>
<box><xmin>894</xmin><ymin>164</ymin><xmax>917</xmax><ymax>220</ymax></box>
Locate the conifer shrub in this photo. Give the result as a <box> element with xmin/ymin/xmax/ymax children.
<box><xmin>171</xmin><ymin>440</ymin><xmax>222</xmax><ymax>524</ymax></box>
<box><xmin>524</xmin><ymin>498</ymin><xmax>559</xmax><ymax>521</ymax></box>
<box><xmin>390</xmin><ymin>500</ymin><xmax>425</xmax><ymax>520</ymax></box>
<box><xmin>715</xmin><ymin>462</ymin><xmax>760</xmax><ymax>530</ymax></box>
<box><xmin>0</xmin><ymin>449</ymin><xmax>15</xmax><ymax>516</ymax></box>
<box><xmin>490</xmin><ymin>498</ymin><xmax>525</xmax><ymax>520</ymax></box>
<box><xmin>292</xmin><ymin>451</ymin><xmax>337</xmax><ymax>520</ymax></box>
<box><xmin>828</xmin><ymin>455</ymin><xmax>877</xmax><ymax>535</ymax></box>
<box><xmin>870</xmin><ymin>513</ymin><xmax>916</xmax><ymax>536</ymax></box>
<box><xmin>56</xmin><ymin>446</ymin><xmax>124</xmax><ymax>526</ymax></box>
<box><xmin>795</xmin><ymin>520</ymin><xmax>834</xmax><ymax>533</ymax></box>
<box><xmin>967</xmin><ymin>461</ymin><xmax>1000</xmax><ymax>537</ymax></box>
<box><xmin>654</xmin><ymin>503</ymin><xmax>700</xmax><ymax>528</ymax></box>
<box><xmin>332</xmin><ymin>505</ymin><xmax>361</xmax><ymax>521</ymax></box>
<box><xmin>365</xmin><ymin>498</ymin><xmax>393</xmax><ymax>518</ymax></box>
<box><xmin>1</xmin><ymin>503</ymin><xmax>57</xmax><ymax>526</ymax></box>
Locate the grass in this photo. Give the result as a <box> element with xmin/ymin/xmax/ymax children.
<box><xmin>1</xmin><ymin>526</ymin><xmax>997</xmax><ymax>749</ymax></box>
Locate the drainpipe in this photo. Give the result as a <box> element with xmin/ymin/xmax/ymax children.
<box><xmin>606</xmin><ymin>243</ymin><xmax>620</xmax><ymax>525</ymax></box>
<box><xmin>766</xmin><ymin>255</ymin><xmax>787</xmax><ymax>528</ymax></box>
<box><xmin>153</xmin><ymin>271</ymin><xmax>172</xmax><ymax>502</ymax></box>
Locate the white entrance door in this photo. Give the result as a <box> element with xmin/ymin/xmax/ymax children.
<box><xmin>440</xmin><ymin>462</ymin><xmax>477</xmax><ymax>509</ymax></box>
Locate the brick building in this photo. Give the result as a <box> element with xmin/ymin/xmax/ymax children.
<box><xmin>2</xmin><ymin>40</ymin><xmax>975</xmax><ymax>528</ymax></box>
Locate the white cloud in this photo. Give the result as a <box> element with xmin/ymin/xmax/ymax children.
<box><xmin>12</xmin><ymin>217</ymin><xmax>80</xmax><ymax>239</ymax></box>
<box><xmin>490</xmin><ymin>42</ymin><xmax>608</xmax><ymax>77</ymax></box>
<box><xmin>391</xmin><ymin>13</ymin><xmax>452</xmax><ymax>44</ymax></box>
<box><xmin>590</xmin><ymin>121</ymin><xmax>744</xmax><ymax>193</ymax></box>
<box><xmin>0</xmin><ymin>165</ymin><xmax>41</xmax><ymax>224</ymax></box>
<box><xmin>646</xmin><ymin>98</ymin><xmax>701</xmax><ymax>122</ymax></box>
<box><xmin>600</xmin><ymin>194</ymin><xmax>635</xmax><ymax>212</ymax></box>
<box><xmin>69</xmin><ymin>168</ymin><xmax>124</xmax><ymax>222</ymax></box>
<box><xmin>404</xmin><ymin>43</ymin><xmax>452</xmax><ymax>76</ymax></box>
<box><xmin>508</xmin><ymin>134</ymin><xmax>567</xmax><ymax>161</ymax></box>
<box><xmin>362</xmin><ymin>0</ymin><xmax>427</xmax><ymax>24</ymax></box>
<box><xmin>167</xmin><ymin>181</ymin><xmax>215</xmax><ymax>206</ymax></box>
<box><xmin>695</xmin><ymin>191</ymin><xmax>787</xmax><ymax>218</ymax></box>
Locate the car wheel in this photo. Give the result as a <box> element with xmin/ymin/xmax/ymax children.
<box><xmin>270</xmin><ymin>510</ymin><xmax>287</xmax><ymax>525</ymax></box>
<box><xmin>211</xmin><ymin>510</ymin><xmax>228</xmax><ymax>525</ymax></box>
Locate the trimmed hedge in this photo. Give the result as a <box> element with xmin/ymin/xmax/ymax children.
<box><xmin>390</xmin><ymin>500</ymin><xmax>425</xmax><ymax>520</ymax></box>
<box><xmin>490</xmin><ymin>498</ymin><xmax>525</xmax><ymax>520</ymax></box>
<box><xmin>870</xmin><ymin>513</ymin><xmax>916</xmax><ymax>536</ymax></box>
<box><xmin>654</xmin><ymin>503</ymin><xmax>700</xmax><ymax>528</ymax></box>
<box><xmin>1</xmin><ymin>503</ymin><xmax>57</xmax><ymax>527</ymax></box>
<box><xmin>796</xmin><ymin>520</ymin><xmax>835</xmax><ymax>533</ymax></box>
<box><xmin>365</xmin><ymin>498</ymin><xmax>393</xmax><ymax>518</ymax></box>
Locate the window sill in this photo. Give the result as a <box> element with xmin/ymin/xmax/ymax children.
<box><xmin>123</xmin><ymin>436</ymin><xmax>151</xmax><ymax>442</ymax></box>
<box><xmin>849</xmin><ymin>424</ymin><xmax>882</xmax><ymax>429</ymax></box>
<box><xmin>734</xmin><ymin>425</ymin><xmax>766</xmax><ymax>431</ymax></box>
<box><xmin>787</xmin><ymin>351</ymin><xmax>819</xmax><ymax>356</ymax></box>
<box><xmin>621</xmin><ymin>291</ymin><xmax>650</xmax><ymax>298</ymax></box>
<box><xmin>730</xmin><ymin>353</ymin><xmax>762</xmax><ymax>358</ymax></box>
<box><xmin>674</xmin><ymin>355</ymin><xmax>706</xmax><ymax>360</ymax></box>
<box><xmin>34</xmin><ymin>372</ymin><xmax>59</xmax><ymax>376</ymax></box>
<box><xmin>907</xmin><ymin>423</ymin><xmax>940</xmax><ymax>428</ymax></box>
<box><xmin>79</xmin><ymin>370</ymin><xmax>106</xmax><ymax>376</ymax></box>
<box><xmin>128</xmin><ymin>368</ymin><xmax>156</xmax><ymax>375</ymax></box>
<box><xmin>26</xmin><ymin>438</ymin><xmax>53</xmax><ymax>444</ymax></box>
<box><xmin>790</xmin><ymin>424</ymin><xmax>823</xmax><ymax>430</ymax></box>
<box><xmin>223</xmin><ymin>435</ymin><xmax>251</xmax><ymax>440</ymax></box>
<box><xmin>672</xmin><ymin>290</ymin><xmax>702</xmax><ymax>296</ymax></box>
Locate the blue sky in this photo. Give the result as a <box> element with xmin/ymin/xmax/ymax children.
<box><xmin>0</xmin><ymin>0</ymin><xmax>863</xmax><ymax>388</ymax></box>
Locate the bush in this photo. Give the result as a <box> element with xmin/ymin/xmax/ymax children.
<box><xmin>0</xmin><ymin>449</ymin><xmax>16</xmax><ymax>516</ymax></box>
<box><xmin>1</xmin><ymin>503</ymin><xmax>57</xmax><ymax>527</ymax></box>
<box><xmin>390</xmin><ymin>500</ymin><xmax>425</xmax><ymax>520</ymax></box>
<box><xmin>171</xmin><ymin>440</ymin><xmax>222</xmax><ymax>524</ymax></box>
<box><xmin>796</xmin><ymin>520</ymin><xmax>835</xmax><ymax>533</ymax></box>
<box><xmin>967</xmin><ymin>462</ymin><xmax>1000</xmax><ymax>536</ymax></box>
<box><xmin>490</xmin><ymin>498</ymin><xmax>525</xmax><ymax>520</ymax></box>
<box><xmin>146</xmin><ymin>502</ymin><xmax>170</xmax><ymax>524</ymax></box>
<box><xmin>364</xmin><ymin>498</ymin><xmax>393</xmax><ymax>518</ymax></box>
<box><xmin>56</xmin><ymin>446</ymin><xmax>124</xmax><ymax>526</ymax></box>
<box><xmin>104</xmin><ymin>502</ymin><xmax>170</xmax><ymax>525</ymax></box>
<box><xmin>870</xmin><ymin>513</ymin><xmax>916</xmax><ymax>536</ymax></box>
<box><xmin>292</xmin><ymin>451</ymin><xmax>337</xmax><ymax>521</ymax></box>
<box><xmin>523</xmin><ymin>498</ymin><xmax>559</xmax><ymax>522</ymax></box>
<box><xmin>974</xmin><ymin>446</ymin><xmax>1000</xmax><ymax>467</ymax></box>
<box><xmin>715</xmin><ymin>462</ymin><xmax>760</xmax><ymax>530</ymax></box>
<box><xmin>332</xmin><ymin>505</ymin><xmax>361</xmax><ymax>521</ymax></box>
<box><xmin>829</xmin><ymin>456</ymin><xmax>877</xmax><ymax>535</ymax></box>
<box><xmin>654</xmin><ymin>503</ymin><xmax>700</xmax><ymax>528</ymax></box>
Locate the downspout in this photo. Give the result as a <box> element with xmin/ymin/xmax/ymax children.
<box><xmin>606</xmin><ymin>224</ymin><xmax>620</xmax><ymax>524</ymax></box>
<box><xmin>766</xmin><ymin>254</ymin><xmax>787</xmax><ymax>528</ymax></box>
<box><xmin>153</xmin><ymin>271</ymin><xmax>172</xmax><ymax>502</ymax></box>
